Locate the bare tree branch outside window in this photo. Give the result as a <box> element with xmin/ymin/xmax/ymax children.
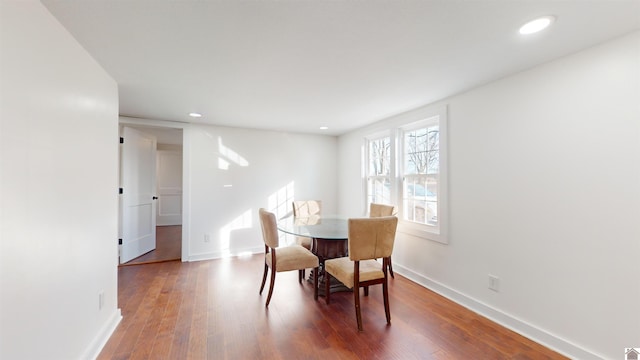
<box><xmin>368</xmin><ymin>137</ymin><xmax>391</xmax><ymax>205</ymax></box>
<box><xmin>369</xmin><ymin>137</ymin><xmax>390</xmax><ymax>176</ymax></box>
<box><xmin>405</xmin><ymin>127</ymin><xmax>439</xmax><ymax>175</ymax></box>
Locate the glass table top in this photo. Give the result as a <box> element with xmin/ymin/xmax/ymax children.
<box><xmin>277</xmin><ymin>215</ymin><xmax>349</xmax><ymax>240</ymax></box>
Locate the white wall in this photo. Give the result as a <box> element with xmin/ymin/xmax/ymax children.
<box><xmin>338</xmin><ymin>31</ymin><xmax>640</xmax><ymax>359</ymax></box>
<box><xmin>187</xmin><ymin>124</ymin><xmax>338</xmax><ymax>260</ymax></box>
<box><xmin>0</xmin><ymin>2</ymin><xmax>120</xmax><ymax>359</ymax></box>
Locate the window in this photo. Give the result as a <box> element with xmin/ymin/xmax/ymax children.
<box><xmin>366</xmin><ymin>134</ymin><xmax>392</xmax><ymax>208</ymax></box>
<box><xmin>401</xmin><ymin>120</ymin><xmax>439</xmax><ymax>227</ymax></box>
<box><xmin>363</xmin><ymin>105</ymin><xmax>447</xmax><ymax>243</ymax></box>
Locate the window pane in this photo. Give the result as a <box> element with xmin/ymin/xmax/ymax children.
<box><xmin>368</xmin><ymin>137</ymin><xmax>390</xmax><ymax>176</ymax></box>
<box><xmin>367</xmin><ymin>136</ymin><xmax>391</xmax><ymax>209</ymax></box>
<box><xmin>425</xmin><ymin>176</ymin><xmax>438</xmax><ymax>225</ymax></box>
<box><xmin>368</xmin><ymin>177</ymin><xmax>391</xmax><ymax>205</ymax></box>
<box><xmin>403</xmin><ymin>175</ymin><xmax>438</xmax><ymax>226</ymax></box>
<box><xmin>402</xmin><ymin>121</ymin><xmax>439</xmax><ymax>226</ymax></box>
<box><xmin>404</xmin><ymin>126</ymin><xmax>439</xmax><ymax>175</ymax></box>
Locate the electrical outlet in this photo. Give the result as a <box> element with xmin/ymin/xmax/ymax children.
<box><xmin>489</xmin><ymin>275</ymin><xmax>500</xmax><ymax>292</ymax></box>
<box><xmin>204</xmin><ymin>234</ymin><xmax>210</xmax><ymax>243</ymax></box>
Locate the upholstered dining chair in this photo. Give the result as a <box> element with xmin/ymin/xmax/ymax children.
<box><xmin>259</xmin><ymin>208</ymin><xmax>319</xmax><ymax>307</ymax></box>
<box><xmin>324</xmin><ymin>216</ymin><xmax>398</xmax><ymax>331</ymax></box>
<box><xmin>369</xmin><ymin>203</ymin><xmax>397</xmax><ymax>278</ymax></box>
<box><xmin>369</xmin><ymin>202</ymin><xmax>395</xmax><ymax>218</ymax></box>
<box><xmin>291</xmin><ymin>200</ymin><xmax>322</xmax><ymax>251</ymax></box>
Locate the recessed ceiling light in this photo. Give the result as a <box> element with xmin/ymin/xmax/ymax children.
<box><xmin>319</xmin><ymin>126</ymin><xmax>329</xmax><ymax>130</ymax></box>
<box><xmin>519</xmin><ymin>16</ymin><xmax>555</xmax><ymax>35</ymax></box>
<box><xmin>189</xmin><ymin>112</ymin><xmax>202</xmax><ymax>118</ymax></box>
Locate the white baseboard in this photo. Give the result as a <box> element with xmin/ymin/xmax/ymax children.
<box><xmin>81</xmin><ymin>308</ymin><xmax>122</xmax><ymax>360</ymax></box>
<box><xmin>393</xmin><ymin>264</ymin><xmax>604</xmax><ymax>360</ymax></box>
<box><xmin>188</xmin><ymin>246</ymin><xmax>263</xmax><ymax>262</ymax></box>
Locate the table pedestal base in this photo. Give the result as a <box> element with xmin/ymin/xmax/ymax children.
<box><xmin>307</xmin><ymin>269</ymin><xmax>350</xmax><ymax>296</ymax></box>
<box><xmin>310</xmin><ymin>237</ymin><xmax>350</xmax><ymax>297</ymax></box>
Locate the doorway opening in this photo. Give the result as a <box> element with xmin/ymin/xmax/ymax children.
<box><xmin>119</xmin><ymin>124</ymin><xmax>184</xmax><ymax>266</ymax></box>
<box><xmin>121</xmin><ymin>225</ymin><xmax>182</xmax><ymax>265</ymax></box>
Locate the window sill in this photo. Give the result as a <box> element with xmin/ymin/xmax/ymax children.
<box><xmin>398</xmin><ymin>222</ymin><xmax>448</xmax><ymax>244</ymax></box>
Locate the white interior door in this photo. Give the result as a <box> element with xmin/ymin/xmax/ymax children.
<box><xmin>156</xmin><ymin>149</ymin><xmax>183</xmax><ymax>226</ymax></box>
<box><xmin>120</xmin><ymin>126</ymin><xmax>157</xmax><ymax>264</ymax></box>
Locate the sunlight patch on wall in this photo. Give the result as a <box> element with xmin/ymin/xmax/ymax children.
<box><xmin>218</xmin><ymin>158</ymin><xmax>229</xmax><ymax>170</ymax></box>
<box><xmin>268</xmin><ymin>181</ymin><xmax>295</xmax><ymax>245</ymax></box>
<box><xmin>218</xmin><ymin>137</ymin><xmax>249</xmax><ymax>167</ymax></box>
<box><xmin>219</xmin><ymin>208</ymin><xmax>252</xmax><ymax>256</ymax></box>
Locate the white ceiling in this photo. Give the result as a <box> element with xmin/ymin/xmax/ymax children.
<box><xmin>42</xmin><ymin>0</ymin><xmax>640</xmax><ymax>136</ymax></box>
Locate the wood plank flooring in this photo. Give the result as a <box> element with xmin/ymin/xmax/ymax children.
<box><xmin>122</xmin><ymin>226</ymin><xmax>182</xmax><ymax>266</ymax></box>
<box><xmin>99</xmin><ymin>254</ymin><xmax>567</xmax><ymax>359</ymax></box>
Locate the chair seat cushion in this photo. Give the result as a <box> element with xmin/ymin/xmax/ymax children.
<box><xmin>324</xmin><ymin>257</ymin><xmax>384</xmax><ymax>289</ymax></box>
<box><xmin>266</xmin><ymin>245</ymin><xmax>319</xmax><ymax>272</ymax></box>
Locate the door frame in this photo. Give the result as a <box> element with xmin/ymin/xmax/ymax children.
<box><xmin>119</xmin><ymin>116</ymin><xmax>190</xmax><ymax>262</ymax></box>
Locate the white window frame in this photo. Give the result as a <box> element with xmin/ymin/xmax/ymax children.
<box><xmin>362</xmin><ymin>105</ymin><xmax>448</xmax><ymax>244</ymax></box>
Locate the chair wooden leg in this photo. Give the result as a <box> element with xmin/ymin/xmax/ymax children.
<box><xmin>298</xmin><ymin>269</ymin><xmax>303</xmax><ymax>284</ymax></box>
<box><xmin>259</xmin><ymin>263</ymin><xmax>268</xmax><ymax>294</ymax></box>
<box><xmin>301</xmin><ymin>269</ymin><xmax>306</xmax><ymax>282</ymax></box>
<box><xmin>313</xmin><ymin>266</ymin><xmax>319</xmax><ymax>300</ymax></box>
<box><xmin>383</xmin><ymin>277</ymin><xmax>391</xmax><ymax>325</ymax></box>
<box><xmin>354</xmin><ymin>286</ymin><xmax>363</xmax><ymax>331</ymax></box>
<box><xmin>364</xmin><ymin>286</ymin><xmax>369</xmax><ymax>296</ymax></box>
<box><xmin>325</xmin><ymin>272</ymin><xmax>331</xmax><ymax>304</ymax></box>
<box><xmin>388</xmin><ymin>258</ymin><xmax>395</xmax><ymax>279</ymax></box>
<box><xmin>265</xmin><ymin>268</ymin><xmax>276</xmax><ymax>307</ymax></box>
<box><xmin>354</xmin><ymin>261</ymin><xmax>363</xmax><ymax>331</ymax></box>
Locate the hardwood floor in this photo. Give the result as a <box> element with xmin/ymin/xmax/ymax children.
<box><xmin>122</xmin><ymin>226</ymin><xmax>182</xmax><ymax>266</ymax></box>
<box><xmin>99</xmin><ymin>254</ymin><xmax>567</xmax><ymax>359</ymax></box>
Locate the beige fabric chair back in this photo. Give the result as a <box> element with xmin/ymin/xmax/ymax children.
<box><xmin>259</xmin><ymin>208</ymin><xmax>279</xmax><ymax>248</ymax></box>
<box><xmin>292</xmin><ymin>200</ymin><xmax>322</xmax><ymax>217</ymax></box>
<box><xmin>368</xmin><ymin>203</ymin><xmax>398</xmax><ymax>278</ymax></box>
<box><xmin>348</xmin><ymin>216</ymin><xmax>398</xmax><ymax>261</ymax></box>
<box><xmin>369</xmin><ymin>203</ymin><xmax>395</xmax><ymax>217</ymax></box>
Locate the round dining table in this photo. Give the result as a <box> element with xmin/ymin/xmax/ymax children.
<box><xmin>278</xmin><ymin>215</ymin><xmax>348</xmax><ymax>255</ymax></box>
